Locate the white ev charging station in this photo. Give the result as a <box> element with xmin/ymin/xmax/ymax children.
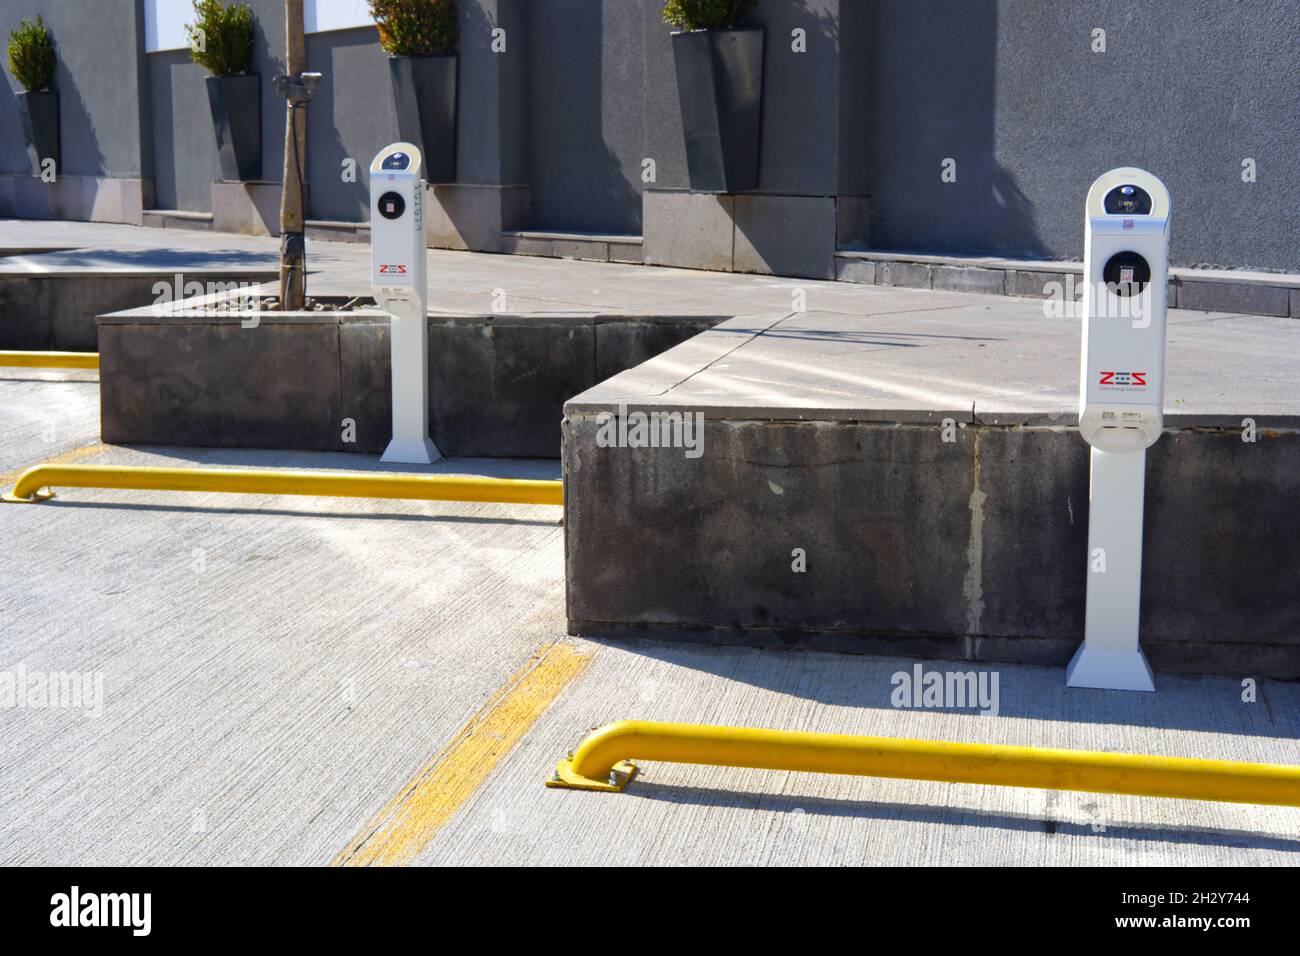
<box><xmin>371</xmin><ymin>142</ymin><xmax>441</xmax><ymax>464</ymax></box>
<box><xmin>1068</xmin><ymin>167</ymin><xmax>1171</xmax><ymax>692</ymax></box>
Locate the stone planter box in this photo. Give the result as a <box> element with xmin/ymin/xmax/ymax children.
<box><xmin>16</xmin><ymin>89</ymin><xmax>59</xmax><ymax>177</ymax></box>
<box><xmin>96</xmin><ymin>304</ymin><xmax>719</xmax><ymax>458</ymax></box>
<box><xmin>671</xmin><ymin>28</ymin><xmax>764</xmax><ymax>193</ymax></box>
<box><xmin>0</xmin><ymin>262</ymin><xmax>278</xmax><ymax>351</ymax></box>
<box><xmin>563</xmin><ymin>414</ymin><xmax>1300</xmax><ymax>680</ymax></box>
<box><xmin>390</xmin><ymin>55</ymin><xmax>457</xmax><ymax>185</ymax></box>
<box><xmin>206</xmin><ymin>74</ymin><xmax>262</xmax><ymax>182</ymax></box>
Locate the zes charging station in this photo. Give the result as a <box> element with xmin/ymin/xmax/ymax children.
<box><xmin>1068</xmin><ymin>167</ymin><xmax>1171</xmax><ymax>692</ymax></box>
<box><xmin>371</xmin><ymin>142</ymin><xmax>442</xmax><ymax>465</ymax></box>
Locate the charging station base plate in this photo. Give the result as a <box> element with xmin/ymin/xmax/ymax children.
<box><xmin>1066</xmin><ymin>644</ymin><xmax>1156</xmax><ymax>692</ymax></box>
<box><xmin>381</xmin><ymin>438</ymin><xmax>443</xmax><ymax>465</ymax></box>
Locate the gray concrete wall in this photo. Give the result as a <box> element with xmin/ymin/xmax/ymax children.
<box><xmin>4</xmin><ymin>0</ymin><xmax>1299</xmax><ymax>270</ymax></box>
<box><xmin>0</xmin><ymin>0</ymin><xmax>146</xmax><ymax>177</ymax></box>
<box><xmin>97</xmin><ymin>308</ymin><xmax>718</xmax><ymax>457</ymax></box>
<box><xmin>148</xmin><ymin>51</ymin><xmax>220</xmax><ymax>211</ymax></box>
<box><xmin>523</xmin><ymin>0</ymin><xmax>845</xmax><ymax>235</ymax></box>
<box><xmin>303</xmin><ymin>1</ymin><xmax>536</xmax><ymax>223</ymax></box>
<box><xmin>148</xmin><ymin>0</ymin><xmax>288</xmax><ymax>212</ymax></box>
<box><xmin>563</xmin><ymin>418</ymin><xmax>1300</xmax><ymax>680</ymax></box>
<box><xmin>143</xmin><ymin>0</ymin><xmax>538</xmax><ymax>220</ymax></box>
<box><xmin>855</xmin><ymin>0</ymin><xmax>1300</xmax><ymax>271</ymax></box>
<box><xmin>304</xmin><ymin>27</ymin><xmax>398</xmax><ymax>223</ymax></box>
<box><xmin>526</xmin><ymin>0</ymin><xmax>645</xmax><ymax>235</ymax></box>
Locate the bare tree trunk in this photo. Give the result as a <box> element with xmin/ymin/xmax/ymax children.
<box><xmin>278</xmin><ymin>0</ymin><xmax>307</xmax><ymax>310</ymax></box>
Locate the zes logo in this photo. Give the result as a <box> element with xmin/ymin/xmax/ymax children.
<box><xmin>378</xmin><ymin>264</ymin><xmax>408</xmax><ymax>275</ymax></box>
<box><xmin>1099</xmin><ymin>371</ymin><xmax>1147</xmax><ymax>387</ymax></box>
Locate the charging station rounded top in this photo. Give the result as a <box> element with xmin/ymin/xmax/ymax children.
<box><xmin>371</xmin><ymin>142</ymin><xmax>424</xmax><ymax>177</ymax></box>
<box><xmin>1085</xmin><ymin>167</ymin><xmax>1170</xmax><ymax>221</ymax></box>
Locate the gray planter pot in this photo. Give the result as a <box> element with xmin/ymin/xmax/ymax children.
<box><xmin>389</xmin><ymin>55</ymin><xmax>457</xmax><ymax>184</ymax></box>
<box><xmin>206</xmin><ymin>74</ymin><xmax>262</xmax><ymax>182</ymax></box>
<box><xmin>671</xmin><ymin>27</ymin><xmax>764</xmax><ymax>193</ymax></box>
<box><xmin>16</xmin><ymin>90</ymin><xmax>59</xmax><ymax>177</ymax></box>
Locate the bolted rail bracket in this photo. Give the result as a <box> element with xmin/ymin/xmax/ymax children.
<box><xmin>547</xmin><ymin>758</ymin><xmax>638</xmax><ymax>793</ymax></box>
<box><xmin>1</xmin><ymin>486</ymin><xmax>54</xmax><ymax>503</ymax></box>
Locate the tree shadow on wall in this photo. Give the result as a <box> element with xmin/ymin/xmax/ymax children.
<box><xmin>526</xmin><ymin>0</ymin><xmax>642</xmax><ymax>235</ymax></box>
<box><xmin>728</xmin><ymin>0</ymin><xmax>841</xmax><ymax>274</ymax></box>
<box><xmin>855</xmin><ymin>0</ymin><xmax>1048</xmax><ymax>260</ymax></box>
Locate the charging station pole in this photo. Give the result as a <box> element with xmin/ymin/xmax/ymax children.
<box><xmin>370</xmin><ymin>142</ymin><xmax>441</xmax><ymax>465</ymax></box>
<box><xmin>1068</xmin><ymin>168</ymin><xmax>1171</xmax><ymax>692</ymax></box>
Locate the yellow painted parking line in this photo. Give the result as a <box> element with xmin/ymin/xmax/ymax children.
<box><xmin>0</xmin><ymin>442</ymin><xmax>107</xmax><ymax>491</ymax></box>
<box><xmin>334</xmin><ymin>641</ymin><xmax>592</xmax><ymax>867</ymax></box>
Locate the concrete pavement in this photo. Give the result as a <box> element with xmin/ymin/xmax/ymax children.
<box><xmin>0</xmin><ymin>381</ymin><xmax>1296</xmax><ymax>864</ymax></box>
<box><xmin>1</xmin><ymin>219</ymin><xmax>1296</xmax><ymax>865</ymax></box>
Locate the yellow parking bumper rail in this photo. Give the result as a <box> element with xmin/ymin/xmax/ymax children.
<box><xmin>2</xmin><ymin>463</ymin><xmax>563</xmax><ymax>506</ymax></box>
<box><xmin>547</xmin><ymin>720</ymin><xmax>1300</xmax><ymax>807</ymax></box>
<box><xmin>0</xmin><ymin>350</ymin><xmax>99</xmax><ymax>369</ymax></box>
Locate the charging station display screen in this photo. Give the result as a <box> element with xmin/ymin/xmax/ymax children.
<box><xmin>1104</xmin><ymin>184</ymin><xmax>1152</xmax><ymax>215</ymax></box>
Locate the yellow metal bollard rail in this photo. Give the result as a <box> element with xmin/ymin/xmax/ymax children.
<box><xmin>0</xmin><ymin>350</ymin><xmax>99</xmax><ymax>369</ymax></box>
<box><xmin>547</xmin><ymin>720</ymin><xmax>1300</xmax><ymax>807</ymax></box>
<box><xmin>2</xmin><ymin>463</ymin><xmax>562</xmax><ymax>506</ymax></box>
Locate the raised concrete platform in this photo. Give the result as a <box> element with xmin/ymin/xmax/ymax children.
<box><xmin>2</xmin><ymin>219</ymin><xmax>1296</xmax><ymax>676</ymax></box>
<box><xmin>3</xmin><ymin>374</ymin><xmax>1296</xmax><ymax>864</ymax></box>
<box><xmin>563</xmin><ymin>297</ymin><xmax>1300</xmax><ymax>679</ymax></box>
<box><xmin>98</xmin><ymin>306</ymin><xmax>718</xmax><ymax>458</ymax></box>
<box><xmin>0</xmin><ymin>246</ymin><xmax>278</xmax><ymax>351</ymax></box>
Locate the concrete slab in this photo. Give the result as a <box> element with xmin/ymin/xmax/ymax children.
<box><xmin>97</xmin><ymin>307</ymin><xmax>721</xmax><ymax>459</ymax></box>
<box><xmin>563</xmin><ymin>302</ymin><xmax>1300</xmax><ymax>676</ymax></box>
<box><xmin>642</xmin><ymin>191</ymin><xmax>735</xmax><ymax>272</ymax></box>
<box><xmin>0</xmin><ymin>442</ymin><xmax>564</xmax><ymax>866</ymax></box>
<box><xmin>568</xmin><ymin>303</ymin><xmax>1300</xmax><ymax>428</ymax></box>
<box><xmin>0</xmin><ymin>368</ymin><xmax>100</xmax><ymax>477</ymax></box>
<box><xmin>0</xmin><ymin>382</ymin><xmax>1295</xmax><ymax>865</ymax></box>
<box><xmin>733</xmin><ymin>194</ymin><xmax>837</xmax><ymax>280</ymax></box>
<box><xmin>417</xmin><ymin>640</ymin><xmax>1300</xmax><ymax>866</ymax></box>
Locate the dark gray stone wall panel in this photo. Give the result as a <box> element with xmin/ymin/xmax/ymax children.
<box><xmin>565</xmin><ymin>419</ymin><xmax>975</xmax><ymax>636</ymax></box>
<box><xmin>429</xmin><ymin>318</ymin><xmax>596</xmax><ymax>457</ymax></box>
<box><xmin>565</xmin><ymin>420</ymin><xmax>1300</xmax><ymax>676</ymax></box>
<box><xmin>975</xmin><ymin>428</ymin><xmax>1090</xmax><ymax>641</ymax></box>
<box><xmin>1141</xmin><ymin>429</ymin><xmax>1300</xmax><ymax>646</ymax></box>
<box><xmin>338</xmin><ymin>319</ymin><xmax>391</xmax><ymax>454</ymax></box>
<box><xmin>99</xmin><ymin>322</ymin><xmax>344</xmax><ymax>450</ymax></box>
<box><xmin>526</xmin><ymin>0</ymin><xmax>647</xmax><ymax>234</ymax></box>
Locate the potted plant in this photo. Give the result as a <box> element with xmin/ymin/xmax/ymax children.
<box><xmin>187</xmin><ymin>0</ymin><xmax>260</xmax><ymax>182</ymax></box>
<box><xmin>371</xmin><ymin>0</ymin><xmax>458</xmax><ymax>184</ymax></box>
<box><xmin>6</xmin><ymin>16</ymin><xmax>58</xmax><ymax>176</ymax></box>
<box><xmin>663</xmin><ymin>0</ymin><xmax>763</xmax><ymax>193</ymax></box>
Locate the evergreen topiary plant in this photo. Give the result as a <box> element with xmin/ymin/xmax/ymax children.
<box><xmin>662</xmin><ymin>0</ymin><xmax>757</xmax><ymax>31</ymax></box>
<box><xmin>186</xmin><ymin>0</ymin><xmax>254</xmax><ymax>77</ymax></box>
<box><xmin>7</xmin><ymin>16</ymin><xmax>55</xmax><ymax>92</ymax></box>
<box><xmin>370</xmin><ymin>0</ymin><xmax>458</xmax><ymax>57</ymax></box>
